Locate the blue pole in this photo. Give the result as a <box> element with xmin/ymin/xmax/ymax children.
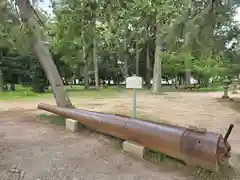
<box><xmin>132</xmin><ymin>89</ymin><xmax>136</xmax><ymax>119</ymax></box>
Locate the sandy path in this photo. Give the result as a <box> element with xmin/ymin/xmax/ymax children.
<box><xmin>1</xmin><ymin>92</ymin><xmax>240</xmax><ymax>152</ymax></box>
<box><xmin>73</xmin><ymin>92</ymin><xmax>240</xmax><ymax>154</ymax></box>
<box><xmin>0</xmin><ymin>110</ymin><xmax>188</xmax><ymax>180</ymax></box>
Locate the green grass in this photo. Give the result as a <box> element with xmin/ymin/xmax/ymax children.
<box><xmin>0</xmin><ymin>86</ymin><xmax>51</xmax><ymax>100</ymax></box>
<box><xmin>196</xmin><ymin>86</ymin><xmax>223</xmax><ymax>92</ymax></box>
<box><xmin>0</xmin><ymin>85</ymin><xmax>122</xmax><ymax>101</ymax></box>
<box><xmin>38</xmin><ymin>114</ymin><xmax>66</xmax><ymax>126</ymax></box>
<box><xmin>146</xmin><ymin>149</ymin><xmax>183</xmax><ymax>164</ymax></box>
<box><xmin>190</xmin><ymin>165</ymin><xmax>236</xmax><ymax>180</ymax></box>
<box><xmin>0</xmin><ymin>84</ymin><xmax>224</xmax><ymax>101</ymax></box>
<box><xmin>67</xmin><ymin>86</ymin><xmax>123</xmax><ymax>98</ymax></box>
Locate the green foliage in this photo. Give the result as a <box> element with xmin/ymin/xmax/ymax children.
<box><xmin>161</xmin><ymin>52</ymin><xmax>184</xmax><ymax>76</ymax></box>
<box><xmin>1</xmin><ymin>0</ymin><xmax>240</xmax><ymax>92</ymax></box>
<box><xmin>193</xmin><ymin>57</ymin><xmax>228</xmax><ymax>78</ymax></box>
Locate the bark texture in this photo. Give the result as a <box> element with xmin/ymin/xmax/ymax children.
<box><xmin>15</xmin><ymin>0</ymin><xmax>73</xmax><ymax>108</ymax></box>
<box><xmin>152</xmin><ymin>22</ymin><xmax>162</xmax><ymax>94</ymax></box>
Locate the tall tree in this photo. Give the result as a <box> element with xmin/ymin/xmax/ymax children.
<box><xmin>92</xmin><ymin>0</ymin><xmax>99</xmax><ymax>88</ymax></box>
<box><xmin>15</xmin><ymin>0</ymin><xmax>73</xmax><ymax>108</ymax></box>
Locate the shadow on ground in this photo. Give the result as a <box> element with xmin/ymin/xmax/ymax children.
<box><xmin>219</xmin><ymin>98</ymin><xmax>240</xmax><ymax>113</ymax></box>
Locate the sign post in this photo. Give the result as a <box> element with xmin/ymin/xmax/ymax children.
<box><xmin>126</xmin><ymin>75</ymin><xmax>142</xmax><ymax>119</ymax></box>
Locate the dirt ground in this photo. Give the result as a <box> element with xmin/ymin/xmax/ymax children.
<box><xmin>1</xmin><ymin>91</ymin><xmax>240</xmax><ymax>179</ymax></box>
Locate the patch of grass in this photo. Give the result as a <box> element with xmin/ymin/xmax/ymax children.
<box><xmin>190</xmin><ymin>165</ymin><xmax>236</xmax><ymax>180</ymax></box>
<box><xmin>176</xmin><ymin>86</ymin><xmax>223</xmax><ymax>93</ymax></box>
<box><xmin>0</xmin><ymin>90</ymin><xmax>51</xmax><ymax>100</ymax></box>
<box><xmin>196</xmin><ymin>87</ymin><xmax>223</xmax><ymax>92</ymax></box>
<box><xmin>0</xmin><ymin>85</ymin><xmax>51</xmax><ymax>100</ymax></box>
<box><xmin>145</xmin><ymin>149</ymin><xmax>185</xmax><ymax>167</ymax></box>
<box><xmin>146</xmin><ymin>149</ymin><xmax>237</xmax><ymax>179</ymax></box>
<box><xmin>0</xmin><ymin>85</ymin><xmax>123</xmax><ymax>101</ymax></box>
<box><xmin>146</xmin><ymin>150</ymin><xmax>171</xmax><ymax>163</ymax></box>
<box><xmin>68</xmin><ymin>86</ymin><xmax>123</xmax><ymax>98</ymax></box>
<box><xmin>217</xmin><ymin>97</ymin><xmax>240</xmax><ymax>113</ymax></box>
<box><xmin>1</xmin><ymin>84</ymin><xmax>225</xmax><ymax>101</ymax></box>
<box><xmin>38</xmin><ymin>114</ymin><xmax>65</xmax><ymax>126</ymax></box>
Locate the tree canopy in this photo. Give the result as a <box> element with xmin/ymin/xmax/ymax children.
<box><xmin>1</xmin><ymin>0</ymin><xmax>240</xmax><ymax>94</ymax></box>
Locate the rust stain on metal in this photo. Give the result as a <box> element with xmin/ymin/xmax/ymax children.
<box><xmin>37</xmin><ymin>103</ymin><xmax>233</xmax><ymax>172</ymax></box>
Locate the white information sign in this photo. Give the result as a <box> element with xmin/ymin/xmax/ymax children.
<box><xmin>126</xmin><ymin>75</ymin><xmax>142</xmax><ymax>89</ymax></box>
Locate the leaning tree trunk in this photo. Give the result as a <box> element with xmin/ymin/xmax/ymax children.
<box><xmin>152</xmin><ymin>22</ymin><xmax>162</xmax><ymax>94</ymax></box>
<box><xmin>15</xmin><ymin>0</ymin><xmax>73</xmax><ymax>108</ymax></box>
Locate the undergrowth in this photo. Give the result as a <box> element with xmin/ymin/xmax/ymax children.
<box><xmin>38</xmin><ymin>114</ymin><xmax>65</xmax><ymax>126</ymax></box>
<box><xmin>190</xmin><ymin>165</ymin><xmax>236</xmax><ymax>180</ymax></box>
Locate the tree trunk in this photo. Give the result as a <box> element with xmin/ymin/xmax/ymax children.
<box><xmin>136</xmin><ymin>42</ymin><xmax>140</xmax><ymax>76</ymax></box>
<box><xmin>180</xmin><ymin>77</ymin><xmax>184</xmax><ymax>85</ymax></box>
<box><xmin>152</xmin><ymin>22</ymin><xmax>162</xmax><ymax>94</ymax></box>
<box><xmin>0</xmin><ymin>68</ymin><xmax>3</xmax><ymax>92</ymax></box>
<box><xmin>10</xmin><ymin>83</ymin><xmax>15</xmax><ymax>91</ymax></box>
<box><xmin>81</xmin><ymin>26</ymin><xmax>89</xmax><ymax>89</ymax></box>
<box><xmin>0</xmin><ymin>51</ymin><xmax>3</xmax><ymax>92</ymax></box>
<box><xmin>182</xmin><ymin>1</ymin><xmax>192</xmax><ymax>86</ymax></box>
<box><xmin>84</xmin><ymin>52</ymin><xmax>89</xmax><ymax>89</ymax></box>
<box><xmin>83</xmin><ymin>64</ymin><xmax>89</xmax><ymax>89</ymax></box>
<box><xmin>93</xmin><ymin>37</ymin><xmax>99</xmax><ymax>88</ymax></box>
<box><xmin>124</xmin><ymin>25</ymin><xmax>129</xmax><ymax>78</ymax></box>
<box><xmin>174</xmin><ymin>76</ymin><xmax>178</xmax><ymax>89</ymax></box>
<box><xmin>119</xmin><ymin>43</ymin><xmax>128</xmax><ymax>78</ymax></box>
<box><xmin>92</xmin><ymin>3</ymin><xmax>99</xmax><ymax>89</ymax></box>
<box><xmin>203</xmin><ymin>78</ymin><xmax>209</xmax><ymax>87</ymax></box>
<box><xmin>146</xmin><ymin>45</ymin><xmax>151</xmax><ymax>89</ymax></box>
<box><xmin>16</xmin><ymin>0</ymin><xmax>73</xmax><ymax>108</ymax></box>
<box><xmin>124</xmin><ymin>58</ymin><xmax>129</xmax><ymax>78</ymax></box>
<box><xmin>185</xmin><ymin>69</ymin><xmax>191</xmax><ymax>86</ymax></box>
<box><xmin>183</xmin><ymin>33</ymin><xmax>192</xmax><ymax>86</ymax></box>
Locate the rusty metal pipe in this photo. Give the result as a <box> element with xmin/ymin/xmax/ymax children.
<box><xmin>38</xmin><ymin>103</ymin><xmax>232</xmax><ymax>171</ymax></box>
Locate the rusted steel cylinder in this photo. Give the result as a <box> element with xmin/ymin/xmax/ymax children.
<box><xmin>38</xmin><ymin>103</ymin><xmax>232</xmax><ymax>171</ymax></box>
